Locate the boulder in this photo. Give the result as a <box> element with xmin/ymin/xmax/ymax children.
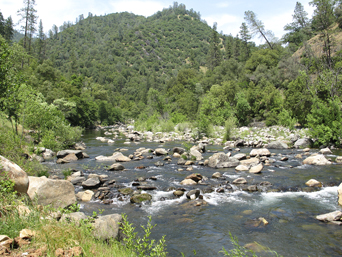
<box><xmin>338</xmin><ymin>183</ymin><xmax>342</xmax><ymax>206</ymax></box>
<box><xmin>208</xmin><ymin>152</ymin><xmax>230</xmax><ymax>168</ymax></box>
<box><xmin>186</xmin><ymin>189</ymin><xmax>200</xmax><ymax>200</ymax></box>
<box><xmin>303</xmin><ymin>154</ymin><xmax>332</xmax><ymax>165</ymax></box>
<box><xmin>232</xmin><ymin>153</ymin><xmax>246</xmax><ymax>160</ymax></box>
<box><xmin>212</xmin><ymin>172</ymin><xmax>222</xmax><ymax>179</ymax></box>
<box><xmin>27</xmin><ymin>176</ymin><xmax>76</xmax><ymax>209</ymax></box>
<box><xmin>62</xmin><ymin>153</ymin><xmax>78</xmax><ymax>162</ymax></box>
<box><xmin>93</xmin><ymin>214</ymin><xmax>124</xmax><ymax>241</ymax></box>
<box><xmin>336</xmin><ymin>156</ymin><xmax>342</xmax><ymax>163</ymax></box>
<box><xmin>76</xmin><ymin>190</ymin><xmax>94</xmax><ymax>201</ymax></box>
<box><xmin>180</xmin><ymin>179</ymin><xmax>197</xmax><ymax>185</ymax></box>
<box><xmin>70</xmin><ymin>177</ymin><xmax>86</xmax><ymax>185</ymax></box>
<box><xmin>216</xmin><ymin>158</ymin><xmax>240</xmax><ymax>168</ymax></box>
<box><xmin>250</xmin><ymin>149</ymin><xmax>271</xmax><ymax>157</ymax></box>
<box><xmin>173</xmin><ymin>147</ymin><xmax>186</xmax><ymax>155</ymax></box>
<box><xmin>107</xmin><ymin>163</ymin><xmax>125</xmax><ymax>171</ymax></box>
<box><xmin>232</xmin><ymin>178</ymin><xmax>247</xmax><ymax>184</ymax></box>
<box><xmin>137</xmin><ymin>185</ymin><xmax>157</xmax><ymax>190</ymax></box>
<box><xmin>249</xmin><ymin>163</ymin><xmax>263</xmax><ymax>174</ymax></box>
<box><xmin>119</xmin><ymin>188</ymin><xmax>134</xmax><ymax>195</ymax></box>
<box><xmin>305</xmin><ymin>179</ymin><xmax>322</xmax><ymax>187</ymax></box>
<box><xmin>294</xmin><ymin>138</ymin><xmax>313</xmax><ymax>149</ymax></box>
<box><xmin>190</xmin><ymin>147</ymin><xmax>203</xmax><ymax>161</ymax></box>
<box><xmin>130</xmin><ymin>193</ymin><xmax>152</xmax><ymax>204</ymax></box>
<box><xmin>235</xmin><ymin>165</ymin><xmax>250</xmax><ymax>171</ymax></box>
<box><xmin>60</xmin><ymin>212</ymin><xmax>88</xmax><ymax>225</ymax></box>
<box><xmin>154</xmin><ymin>148</ymin><xmax>168</xmax><ymax>156</ymax></box>
<box><xmin>82</xmin><ymin>177</ymin><xmax>101</xmax><ymax>189</ymax></box>
<box><xmin>185</xmin><ymin>173</ymin><xmax>203</xmax><ymax>182</ymax></box>
<box><xmin>319</xmin><ymin>148</ymin><xmax>332</xmax><ymax>154</ymax></box>
<box><xmin>56</xmin><ymin>150</ymin><xmax>83</xmax><ymax>159</ymax></box>
<box><xmin>173</xmin><ymin>190</ymin><xmax>184</xmax><ymax>197</ymax></box>
<box><xmin>316</xmin><ymin>211</ymin><xmax>342</xmax><ymax>223</ymax></box>
<box><xmin>0</xmin><ymin>155</ymin><xmax>29</xmax><ymax>195</ymax></box>
<box><xmin>267</xmin><ymin>141</ymin><xmax>288</xmax><ymax>149</ymax></box>
<box><xmin>240</xmin><ymin>158</ymin><xmax>260</xmax><ymax>166</ymax></box>
<box><xmin>42</xmin><ymin>149</ymin><xmax>55</xmax><ymax>159</ymax></box>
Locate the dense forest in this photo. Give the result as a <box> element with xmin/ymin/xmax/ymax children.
<box><xmin>1</xmin><ymin>0</ymin><xmax>342</xmax><ymax>150</ymax></box>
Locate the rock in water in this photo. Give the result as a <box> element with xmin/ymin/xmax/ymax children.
<box><xmin>130</xmin><ymin>193</ymin><xmax>152</xmax><ymax>203</ymax></box>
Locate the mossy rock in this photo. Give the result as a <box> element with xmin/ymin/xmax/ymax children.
<box><xmin>130</xmin><ymin>193</ymin><xmax>152</xmax><ymax>203</ymax></box>
<box><xmin>119</xmin><ymin>187</ymin><xmax>134</xmax><ymax>195</ymax></box>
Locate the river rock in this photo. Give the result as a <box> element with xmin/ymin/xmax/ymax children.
<box><xmin>338</xmin><ymin>183</ymin><xmax>342</xmax><ymax>206</ymax></box>
<box><xmin>0</xmin><ymin>155</ymin><xmax>29</xmax><ymax>195</ymax></box>
<box><xmin>56</xmin><ymin>150</ymin><xmax>84</xmax><ymax>159</ymax></box>
<box><xmin>208</xmin><ymin>152</ymin><xmax>230</xmax><ymax>168</ymax></box>
<box><xmin>130</xmin><ymin>193</ymin><xmax>152</xmax><ymax>203</ymax></box>
<box><xmin>27</xmin><ymin>176</ymin><xmax>76</xmax><ymax>209</ymax></box>
<box><xmin>173</xmin><ymin>153</ymin><xmax>181</xmax><ymax>158</ymax></box>
<box><xmin>62</xmin><ymin>153</ymin><xmax>79</xmax><ymax>162</ymax></box>
<box><xmin>115</xmin><ymin>154</ymin><xmax>131</xmax><ymax>162</ymax></box>
<box><xmin>212</xmin><ymin>172</ymin><xmax>222</xmax><ymax>179</ymax></box>
<box><xmin>107</xmin><ymin>163</ymin><xmax>125</xmax><ymax>171</ymax></box>
<box><xmin>232</xmin><ymin>177</ymin><xmax>247</xmax><ymax>184</ymax></box>
<box><xmin>70</xmin><ymin>177</ymin><xmax>86</xmax><ymax>185</ymax></box>
<box><xmin>180</xmin><ymin>179</ymin><xmax>197</xmax><ymax>185</ymax></box>
<box><xmin>305</xmin><ymin>179</ymin><xmax>322</xmax><ymax>187</ymax></box>
<box><xmin>294</xmin><ymin>138</ymin><xmax>313</xmax><ymax>149</ymax></box>
<box><xmin>240</xmin><ymin>158</ymin><xmax>260</xmax><ymax>166</ymax></box>
<box><xmin>267</xmin><ymin>141</ymin><xmax>288</xmax><ymax>149</ymax></box>
<box><xmin>249</xmin><ymin>163</ymin><xmax>263</xmax><ymax>174</ymax></box>
<box><xmin>216</xmin><ymin>158</ymin><xmax>240</xmax><ymax>168</ymax></box>
<box><xmin>232</xmin><ymin>153</ymin><xmax>246</xmax><ymax>160</ymax></box>
<box><xmin>235</xmin><ymin>165</ymin><xmax>250</xmax><ymax>171</ymax></box>
<box><xmin>316</xmin><ymin>211</ymin><xmax>342</xmax><ymax>223</ymax></box>
<box><xmin>93</xmin><ymin>214</ymin><xmax>124</xmax><ymax>241</ymax></box>
<box><xmin>303</xmin><ymin>154</ymin><xmax>331</xmax><ymax>165</ymax></box>
<box><xmin>82</xmin><ymin>177</ymin><xmax>101</xmax><ymax>189</ymax></box>
<box><xmin>186</xmin><ymin>189</ymin><xmax>200</xmax><ymax>200</ymax></box>
<box><xmin>119</xmin><ymin>188</ymin><xmax>134</xmax><ymax>195</ymax></box>
<box><xmin>319</xmin><ymin>148</ymin><xmax>332</xmax><ymax>154</ymax></box>
<box><xmin>173</xmin><ymin>147</ymin><xmax>186</xmax><ymax>155</ymax></box>
<box><xmin>250</xmin><ymin>149</ymin><xmax>271</xmax><ymax>157</ymax></box>
<box><xmin>173</xmin><ymin>190</ymin><xmax>184</xmax><ymax>197</ymax></box>
<box><xmin>177</xmin><ymin>158</ymin><xmax>187</xmax><ymax>165</ymax></box>
<box><xmin>42</xmin><ymin>149</ymin><xmax>55</xmax><ymax>159</ymax></box>
<box><xmin>185</xmin><ymin>160</ymin><xmax>195</xmax><ymax>166</ymax></box>
<box><xmin>137</xmin><ymin>185</ymin><xmax>157</xmax><ymax>190</ymax></box>
<box><xmin>154</xmin><ymin>148</ymin><xmax>168</xmax><ymax>156</ymax></box>
<box><xmin>190</xmin><ymin>147</ymin><xmax>203</xmax><ymax>161</ymax></box>
<box><xmin>185</xmin><ymin>173</ymin><xmax>203</xmax><ymax>182</ymax></box>
<box><xmin>76</xmin><ymin>190</ymin><xmax>94</xmax><ymax>201</ymax></box>
<box><xmin>336</xmin><ymin>156</ymin><xmax>342</xmax><ymax>163</ymax></box>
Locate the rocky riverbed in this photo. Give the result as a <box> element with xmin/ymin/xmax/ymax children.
<box><xmin>26</xmin><ymin>124</ymin><xmax>342</xmax><ymax>256</ymax></box>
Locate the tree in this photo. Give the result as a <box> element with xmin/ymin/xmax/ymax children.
<box><xmin>0</xmin><ymin>12</ymin><xmax>14</xmax><ymax>42</ymax></box>
<box><xmin>36</xmin><ymin>19</ymin><xmax>45</xmax><ymax>63</ymax></box>
<box><xmin>244</xmin><ymin>10</ymin><xmax>274</xmax><ymax>49</ymax></box>
<box><xmin>17</xmin><ymin>0</ymin><xmax>38</xmax><ymax>52</ymax></box>
<box><xmin>239</xmin><ymin>22</ymin><xmax>251</xmax><ymax>61</ymax></box>
<box><xmin>310</xmin><ymin>0</ymin><xmax>336</xmax><ymax>68</ymax></box>
<box><xmin>207</xmin><ymin>22</ymin><xmax>222</xmax><ymax>70</ymax></box>
<box><xmin>283</xmin><ymin>2</ymin><xmax>312</xmax><ymax>51</ymax></box>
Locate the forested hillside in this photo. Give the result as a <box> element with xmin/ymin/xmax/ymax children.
<box><xmin>2</xmin><ymin>1</ymin><xmax>342</xmax><ymax>149</ymax></box>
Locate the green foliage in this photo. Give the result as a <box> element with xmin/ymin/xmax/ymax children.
<box><xmin>62</xmin><ymin>168</ymin><xmax>73</xmax><ymax>179</ymax></box>
<box><xmin>307</xmin><ymin>98</ymin><xmax>342</xmax><ymax>146</ymax></box>
<box><xmin>121</xmin><ymin>214</ymin><xmax>167</xmax><ymax>257</ymax></box>
<box><xmin>223</xmin><ymin>116</ymin><xmax>237</xmax><ymax>142</ymax></box>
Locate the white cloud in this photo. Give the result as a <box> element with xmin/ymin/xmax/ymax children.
<box><xmin>216</xmin><ymin>2</ymin><xmax>230</xmax><ymax>8</ymax></box>
<box><xmin>203</xmin><ymin>14</ymin><xmax>242</xmax><ymax>36</ymax></box>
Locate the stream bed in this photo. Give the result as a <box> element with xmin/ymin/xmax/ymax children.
<box><xmin>45</xmin><ymin>129</ymin><xmax>342</xmax><ymax>257</ymax></box>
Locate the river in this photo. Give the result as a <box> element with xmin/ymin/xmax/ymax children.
<box><xmin>46</xmin><ymin>129</ymin><xmax>342</xmax><ymax>257</ymax></box>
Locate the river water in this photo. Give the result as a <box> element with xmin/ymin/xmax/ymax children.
<box><xmin>46</xmin><ymin>129</ymin><xmax>342</xmax><ymax>257</ymax></box>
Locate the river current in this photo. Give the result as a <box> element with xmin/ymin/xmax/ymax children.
<box><xmin>45</xmin><ymin>129</ymin><xmax>342</xmax><ymax>257</ymax></box>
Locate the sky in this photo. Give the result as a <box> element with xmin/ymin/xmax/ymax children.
<box><xmin>1</xmin><ymin>0</ymin><xmax>315</xmax><ymax>43</ymax></box>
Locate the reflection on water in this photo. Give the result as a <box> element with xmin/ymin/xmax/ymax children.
<box><xmin>45</xmin><ymin>130</ymin><xmax>342</xmax><ymax>257</ymax></box>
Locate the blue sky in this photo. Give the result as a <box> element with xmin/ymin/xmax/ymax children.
<box><xmin>1</xmin><ymin>0</ymin><xmax>314</xmax><ymax>42</ymax></box>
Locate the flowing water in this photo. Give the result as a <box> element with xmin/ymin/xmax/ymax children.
<box><xmin>45</xmin><ymin>129</ymin><xmax>342</xmax><ymax>257</ymax></box>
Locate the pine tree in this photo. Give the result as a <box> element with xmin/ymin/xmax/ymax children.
<box><xmin>207</xmin><ymin>22</ymin><xmax>222</xmax><ymax>70</ymax></box>
<box><xmin>36</xmin><ymin>19</ymin><xmax>45</xmax><ymax>63</ymax></box>
<box><xmin>239</xmin><ymin>22</ymin><xmax>251</xmax><ymax>61</ymax></box>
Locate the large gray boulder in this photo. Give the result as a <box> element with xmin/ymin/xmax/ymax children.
<box><xmin>190</xmin><ymin>146</ymin><xmax>203</xmax><ymax>161</ymax></box>
<box><xmin>216</xmin><ymin>158</ymin><xmax>240</xmax><ymax>168</ymax></box>
<box><xmin>208</xmin><ymin>152</ymin><xmax>230</xmax><ymax>168</ymax></box>
<box><xmin>56</xmin><ymin>150</ymin><xmax>83</xmax><ymax>159</ymax></box>
<box><xmin>0</xmin><ymin>155</ymin><xmax>29</xmax><ymax>195</ymax></box>
<box><xmin>303</xmin><ymin>154</ymin><xmax>331</xmax><ymax>165</ymax></box>
<box><xmin>294</xmin><ymin>138</ymin><xmax>313</xmax><ymax>149</ymax></box>
<box><xmin>93</xmin><ymin>214</ymin><xmax>124</xmax><ymax>241</ymax></box>
<box><xmin>154</xmin><ymin>148</ymin><xmax>168</xmax><ymax>156</ymax></box>
<box><xmin>267</xmin><ymin>141</ymin><xmax>288</xmax><ymax>149</ymax></box>
<box><xmin>27</xmin><ymin>176</ymin><xmax>76</xmax><ymax>209</ymax></box>
<box><xmin>250</xmin><ymin>149</ymin><xmax>271</xmax><ymax>157</ymax></box>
